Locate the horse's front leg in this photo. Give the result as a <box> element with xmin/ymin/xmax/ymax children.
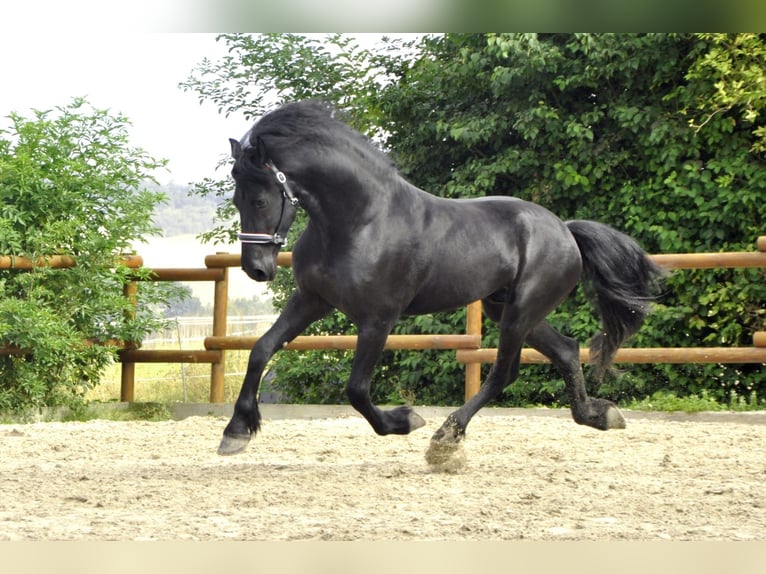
<box><xmin>218</xmin><ymin>291</ymin><xmax>332</xmax><ymax>455</ymax></box>
<box><xmin>346</xmin><ymin>323</ymin><xmax>426</xmax><ymax>435</ymax></box>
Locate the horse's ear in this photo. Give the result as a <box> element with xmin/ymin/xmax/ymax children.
<box><xmin>254</xmin><ymin>137</ymin><xmax>268</xmax><ymax>164</ymax></box>
<box><xmin>229</xmin><ymin>138</ymin><xmax>242</xmax><ymax>160</ymax></box>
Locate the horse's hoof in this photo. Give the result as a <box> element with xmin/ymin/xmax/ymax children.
<box><xmin>575</xmin><ymin>399</ymin><xmax>627</xmax><ymax>431</ymax></box>
<box><xmin>384</xmin><ymin>406</ymin><xmax>426</xmax><ymax>435</ymax></box>
<box><xmin>425</xmin><ymin>438</ymin><xmax>466</xmax><ymax>473</ymax></box>
<box><xmin>408</xmin><ymin>410</ymin><xmax>426</xmax><ymax>432</ymax></box>
<box><xmin>605</xmin><ymin>405</ymin><xmax>626</xmax><ymax>430</ymax></box>
<box><xmin>217</xmin><ymin>433</ymin><xmax>251</xmax><ymax>456</ymax></box>
<box><xmin>430</xmin><ymin>414</ymin><xmax>464</xmax><ymax>443</ymax></box>
<box><xmin>425</xmin><ymin>415</ymin><xmax>466</xmax><ymax>472</ymax></box>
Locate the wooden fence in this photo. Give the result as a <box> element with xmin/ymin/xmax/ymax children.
<box><xmin>2</xmin><ymin>237</ymin><xmax>765</xmax><ymax>403</ymax></box>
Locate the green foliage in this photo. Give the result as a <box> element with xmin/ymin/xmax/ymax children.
<box><xmin>180</xmin><ymin>33</ymin><xmax>403</xmax><ymax>245</ymax></box>
<box><xmin>180</xmin><ymin>33</ymin><xmax>383</xmax><ymax>127</ymax></box>
<box><xmin>185</xmin><ymin>34</ymin><xmax>766</xmax><ymax>409</ymax></box>
<box><xmin>623</xmin><ymin>388</ymin><xmax>765</xmax><ymax>413</ymax></box>
<box><xmin>375</xmin><ymin>33</ymin><xmax>766</xmax><ymax>408</ymax></box>
<box><xmin>0</xmin><ymin>98</ymin><xmax>175</xmax><ymax>412</ymax></box>
<box><xmin>625</xmin><ymin>390</ymin><xmax>724</xmax><ymax>413</ymax></box>
<box><xmin>682</xmin><ymin>33</ymin><xmax>766</xmax><ymax>155</ymax></box>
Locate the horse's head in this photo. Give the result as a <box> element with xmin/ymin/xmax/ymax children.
<box><xmin>229</xmin><ymin>137</ymin><xmax>299</xmax><ymax>282</ymax></box>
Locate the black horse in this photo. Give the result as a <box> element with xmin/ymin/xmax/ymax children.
<box><xmin>219</xmin><ymin>100</ymin><xmax>663</xmax><ymax>464</ymax></box>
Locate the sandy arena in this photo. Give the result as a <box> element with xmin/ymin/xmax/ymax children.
<box><xmin>1</xmin><ymin>407</ymin><xmax>764</xmax><ymax>541</ymax></box>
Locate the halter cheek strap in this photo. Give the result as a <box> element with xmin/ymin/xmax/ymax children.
<box><xmin>238</xmin><ymin>161</ymin><xmax>299</xmax><ymax>247</ymax></box>
<box><xmin>264</xmin><ymin>162</ymin><xmax>299</xmax><ymax>206</ymax></box>
<box><xmin>238</xmin><ymin>232</ymin><xmax>287</xmax><ymax>245</ymax></box>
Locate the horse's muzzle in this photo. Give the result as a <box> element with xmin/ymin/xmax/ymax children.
<box><xmin>241</xmin><ymin>247</ymin><xmax>278</xmax><ymax>282</ymax></box>
<box><xmin>243</xmin><ymin>266</ymin><xmax>275</xmax><ymax>282</ymax></box>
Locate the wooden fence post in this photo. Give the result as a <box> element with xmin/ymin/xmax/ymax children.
<box><xmin>120</xmin><ymin>279</ymin><xmax>138</xmax><ymax>402</ymax></box>
<box><xmin>209</xmin><ymin>257</ymin><xmax>229</xmax><ymax>403</ymax></box>
<box><xmin>464</xmin><ymin>300</ymin><xmax>483</xmax><ymax>401</ymax></box>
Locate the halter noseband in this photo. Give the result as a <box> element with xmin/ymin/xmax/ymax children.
<box><xmin>238</xmin><ymin>161</ymin><xmax>299</xmax><ymax>247</ymax></box>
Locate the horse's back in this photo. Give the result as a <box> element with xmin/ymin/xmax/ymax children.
<box><xmin>402</xmin><ymin>193</ymin><xmax>580</xmax><ymax>314</ymax></box>
<box><xmin>427</xmin><ymin>194</ymin><xmax>578</xmax><ymax>265</ymax></box>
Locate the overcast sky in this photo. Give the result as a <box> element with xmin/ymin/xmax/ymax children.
<box><xmin>1</xmin><ymin>33</ymin><xmax>248</xmax><ymax>185</ymax></box>
<box><xmin>1</xmin><ymin>32</ymin><xmax>412</xmax><ymax>187</ymax></box>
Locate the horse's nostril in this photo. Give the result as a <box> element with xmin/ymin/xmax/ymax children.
<box><xmin>244</xmin><ymin>267</ymin><xmax>270</xmax><ymax>282</ymax></box>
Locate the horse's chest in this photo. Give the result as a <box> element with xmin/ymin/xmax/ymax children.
<box><xmin>294</xmin><ymin>253</ymin><xmax>411</xmax><ymax>318</ymax></box>
<box><xmin>293</xmin><ymin>256</ymin><xmax>348</xmax><ymax>303</ymax></box>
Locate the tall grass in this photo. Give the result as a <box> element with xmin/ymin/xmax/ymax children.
<box><xmin>85</xmin><ymin>348</ymin><xmax>254</xmax><ymax>404</ymax></box>
<box><xmin>86</xmin><ymin>316</ymin><xmax>275</xmax><ymax>404</ymax></box>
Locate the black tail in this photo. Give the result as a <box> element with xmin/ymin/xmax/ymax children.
<box><xmin>566</xmin><ymin>220</ymin><xmax>665</xmax><ymax>382</ymax></box>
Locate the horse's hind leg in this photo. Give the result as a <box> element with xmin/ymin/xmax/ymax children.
<box><xmin>426</xmin><ymin>295</ymin><xmax>530</xmax><ymax>465</ymax></box>
<box><xmin>526</xmin><ymin>321</ymin><xmax>625</xmax><ymax>430</ymax></box>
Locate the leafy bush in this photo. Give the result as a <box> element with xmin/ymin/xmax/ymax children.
<box><xmin>0</xmin><ymin>98</ymin><xmax>175</xmax><ymax>412</ymax></box>
<box><xmin>374</xmin><ymin>33</ymin><xmax>766</xmax><ymax>408</ymax></box>
<box><xmin>625</xmin><ymin>390</ymin><xmax>723</xmax><ymax>413</ymax></box>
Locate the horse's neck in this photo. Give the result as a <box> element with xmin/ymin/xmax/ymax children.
<box><xmin>298</xmin><ymin>175</ymin><xmax>398</xmax><ymax>241</ymax></box>
<box><xmin>286</xmin><ymin>144</ymin><xmax>410</xmax><ymax>236</ymax></box>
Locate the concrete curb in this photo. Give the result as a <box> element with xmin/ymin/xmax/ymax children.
<box><xmin>7</xmin><ymin>402</ymin><xmax>766</xmax><ymax>426</ymax></box>
<box><xmin>167</xmin><ymin>402</ymin><xmax>766</xmax><ymax>425</ymax></box>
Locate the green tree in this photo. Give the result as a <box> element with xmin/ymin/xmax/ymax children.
<box><xmin>682</xmin><ymin>33</ymin><xmax>766</xmax><ymax>155</ymax></box>
<box><xmin>376</xmin><ymin>33</ymin><xmax>766</xmax><ymax>405</ymax></box>
<box><xmin>0</xmin><ymin>98</ymin><xmax>175</xmax><ymax>412</ymax></box>
<box><xmin>184</xmin><ymin>33</ymin><xmax>766</xmax><ymax>408</ymax></box>
<box><xmin>180</xmin><ymin>33</ymin><xmax>389</xmax><ymax>246</ymax></box>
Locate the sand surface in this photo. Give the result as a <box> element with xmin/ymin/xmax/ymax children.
<box><xmin>2</xmin><ymin>411</ymin><xmax>764</xmax><ymax>540</ymax></box>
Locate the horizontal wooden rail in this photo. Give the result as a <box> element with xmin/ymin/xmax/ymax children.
<box><xmin>0</xmin><ymin>339</ymin><xmax>126</xmax><ymax>356</ymax></box>
<box><xmin>0</xmin><ymin>346</ymin><xmax>29</xmax><ymax>356</ymax></box>
<box><xmin>649</xmin><ymin>251</ymin><xmax>766</xmax><ymax>269</ymax></box>
<box><xmin>457</xmin><ymin>236</ymin><xmax>766</xmax><ymax>377</ymax></box>
<box><xmin>205</xmin><ymin>334</ymin><xmax>481</xmax><ymax>351</ymax></box>
<box><xmin>118</xmin><ymin>349</ymin><xmax>221</xmax><ymax>364</ymax></box>
<box><xmin>0</xmin><ymin>254</ymin><xmax>143</xmax><ymax>270</ymax></box>
<box><xmin>457</xmin><ymin>346</ymin><xmax>766</xmax><ymax>365</ymax></box>
<box><xmin>203</xmin><ymin>243</ymin><xmax>766</xmax><ymax>273</ymax></box>
<box><xmin>146</xmin><ymin>267</ymin><xmax>225</xmax><ymax>282</ymax></box>
<box><xmin>205</xmin><ymin>252</ymin><xmax>292</xmax><ymax>268</ymax></box>
<box><xmin>0</xmin><ymin>254</ymin><xmax>76</xmax><ymax>269</ymax></box>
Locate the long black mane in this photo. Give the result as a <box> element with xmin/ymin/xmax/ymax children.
<box><xmin>249</xmin><ymin>100</ymin><xmax>398</xmax><ymax>186</ymax></box>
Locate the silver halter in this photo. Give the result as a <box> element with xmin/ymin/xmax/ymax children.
<box><xmin>237</xmin><ymin>142</ymin><xmax>300</xmax><ymax>246</ymax></box>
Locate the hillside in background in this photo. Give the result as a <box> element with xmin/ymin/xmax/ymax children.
<box><xmin>147</xmin><ymin>181</ymin><xmax>221</xmax><ymax>237</ymax></box>
<box><xmin>136</xmin><ymin>182</ymin><xmax>274</xmax><ymax>313</ymax></box>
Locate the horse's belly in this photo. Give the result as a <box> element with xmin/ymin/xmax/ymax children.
<box><xmin>403</xmin><ymin>271</ymin><xmax>506</xmax><ymax>315</ymax></box>
<box><xmin>403</xmin><ymin>296</ymin><xmax>470</xmax><ymax>316</ymax></box>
